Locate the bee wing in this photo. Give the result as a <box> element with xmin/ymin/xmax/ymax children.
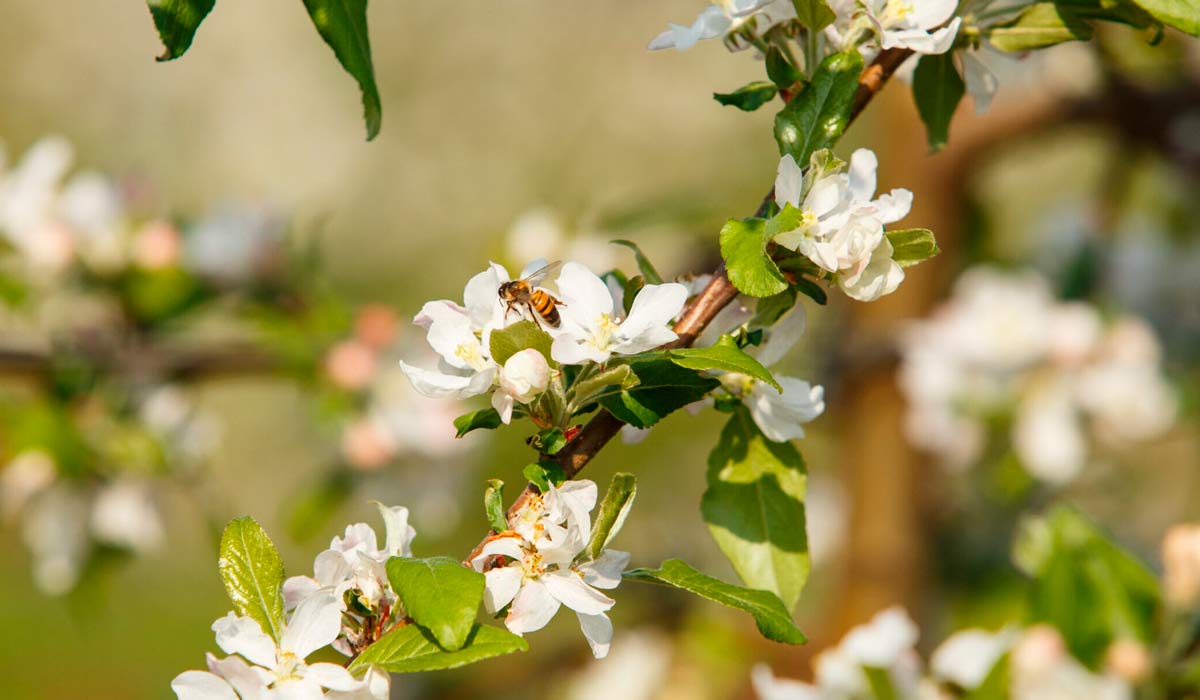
<box><xmin>521</xmin><ymin>260</ymin><xmax>564</xmax><ymax>287</ymax></box>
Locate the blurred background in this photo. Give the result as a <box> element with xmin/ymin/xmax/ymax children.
<box><xmin>1</xmin><ymin>1</ymin><xmax>1198</xmax><ymax>698</ymax></box>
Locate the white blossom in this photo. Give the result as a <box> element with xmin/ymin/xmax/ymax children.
<box><xmin>471</xmin><ymin>479</ymin><xmax>628</xmax><ymax>659</ymax></box>
<box><xmin>171</xmin><ymin>592</ymin><xmax>381</xmax><ymax>700</ymax></box>
<box><xmin>864</xmin><ymin>0</ymin><xmax>961</xmax><ymax>55</ymax></box>
<box><xmin>930</xmin><ymin>627</ymin><xmax>1016</xmax><ymax>690</ymax></box>
<box><xmin>491</xmin><ymin>348</ymin><xmax>551</xmax><ymax>424</ymax></box>
<box><xmin>647</xmin><ymin>0</ymin><xmax>778</xmax><ymax>51</ymax></box>
<box><xmin>551</xmin><ymin>262</ymin><xmax>688</xmax><ymax>365</ymax></box>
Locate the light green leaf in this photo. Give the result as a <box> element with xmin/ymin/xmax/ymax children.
<box><xmin>863</xmin><ymin>666</ymin><xmax>902</xmax><ymax>700</ymax></box>
<box><xmin>489</xmin><ymin>320</ymin><xmax>554</xmax><ymax>366</ymax></box>
<box><xmin>624</xmin><ymin>559</ymin><xmax>806</xmax><ymax>644</ymax></box>
<box><xmin>587</xmin><ymin>473</ymin><xmax>637</xmax><ymax>560</ymax></box>
<box><xmin>484</xmin><ymin>479</ymin><xmax>506</xmax><ymax>534</ymax></box>
<box><xmin>886</xmin><ymin>228</ymin><xmax>940</xmax><ymax>268</ymax></box>
<box><xmin>572</xmin><ymin>364</ymin><xmax>640</xmax><ymax>404</ymax></box>
<box><xmin>597</xmin><ymin>359</ymin><xmax>720</xmax><ymax>428</ymax></box>
<box><xmin>774</xmin><ymin>51</ymin><xmax>864</xmax><ymax>164</ymax></box>
<box><xmin>988</xmin><ymin>3</ymin><xmax>1094</xmax><ymax>51</ymax></box>
<box><xmin>349</xmin><ymin>623</ymin><xmax>528</xmax><ymax>673</ymax></box>
<box><xmin>714</xmin><ymin>82</ymin><xmax>780</xmax><ymax>112</ymax></box>
<box><xmin>218</xmin><ymin>516</ymin><xmax>286</xmax><ymax>642</ymax></box>
<box><xmin>720</xmin><ymin>218</ymin><xmax>789</xmax><ymax>298</ymax></box>
<box><xmin>147</xmin><ymin>0</ymin><xmax>216</xmax><ymax>60</ymax></box>
<box><xmin>702</xmin><ymin>409</ymin><xmax>809</xmax><ymax>609</ymax></box>
<box><xmin>1132</xmin><ymin>0</ymin><xmax>1200</xmax><ymax>35</ymax></box>
<box><xmin>532</xmin><ymin>427</ymin><xmax>567</xmax><ymax>455</ymax></box>
<box><xmin>912</xmin><ymin>53</ymin><xmax>964</xmax><ymax>152</ymax></box>
<box><xmin>386</xmin><ymin>557</ymin><xmax>485</xmax><ymax>651</ymax></box>
<box><xmin>523</xmin><ymin>461</ymin><xmax>567</xmax><ymax>491</ymax></box>
<box><xmin>792</xmin><ymin>0</ymin><xmax>836</xmax><ymax>31</ymax></box>
<box><xmin>301</xmin><ymin>0</ymin><xmax>382</xmax><ymax>141</ymax></box>
<box><xmin>664</xmin><ymin>335</ymin><xmax>781</xmax><ymax>391</ymax></box>
<box><xmin>965</xmin><ymin>653</ymin><xmax>1011</xmax><ymax>700</ymax></box>
<box><xmin>611</xmin><ymin>240</ymin><xmax>664</xmax><ymax>284</ymax></box>
<box><xmin>453</xmin><ymin>408</ymin><xmax>503</xmax><ymax>438</ymax></box>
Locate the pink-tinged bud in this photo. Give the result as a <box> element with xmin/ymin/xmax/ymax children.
<box><xmin>324</xmin><ymin>340</ymin><xmax>378</xmax><ymax>390</ymax></box>
<box><xmin>1104</xmin><ymin>638</ymin><xmax>1151</xmax><ymax>682</ymax></box>
<box><xmin>354</xmin><ymin>304</ymin><xmax>399</xmax><ymax>349</ymax></box>
<box><xmin>133</xmin><ymin>221</ymin><xmax>182</xmax><ymax>269</ymax></box>
<box><xmin>1163</xmin><ymin>523</ymin><xmax>1200</xmax><ymax>609</ymax></box>
<box><xmin>341</xmin><ymin>419</ymin><xmax>395</xmax><ymax>470</ymax></box>
<box><xmin>1012</xmin><ymin>625</ymin><xmax>1066</xmax><ymax>677</ymax></box>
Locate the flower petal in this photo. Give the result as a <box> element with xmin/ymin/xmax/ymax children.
<box><xmin>579</xmin><ymin>549</ymin><xmax>631</xmax><ymax>590</ymax></box>
<box><xmin>376</xmin><ymin>503</ymin><xmax>416</xmax><ymax>558</ymax></box>
<box><xmin>615</xmin><ymin>282</ymin><xmax>688</xmax><ymax>354</ymax></box>
<box><xmin>282</xmin><ymin>576</ymin><xmax>321</xmax><ymax>611</ymax></box>
<box><xmin>774</xmin><ymin>155</ymin><xmax>804</xmax><ymax>208</ymax></box>
<box><xmin>307</xmin><ymin>662</ymin><xmax>365</xmax><ymax>691</ymax></box>
<box><xmin>171</xmin><ymin>671</ymin><xmax>238</xmax><ymax>700</ymax></box>
<box><xmin>206</xmin><ymin>652</ymin><xmax>269</xmax><ymax>700</ymax></box>
<box><xmin>506</xmin><ymin>579</ymin><xmax>562</xmax><ymax>634</ymax></box>
<box><xmin>281</xmin><ymin>590</ymin><xmax>343</xmax><ymax>659</ymax></box>
<box><xmin>212</xmin><ymin>613</ymin><xmax>276</xmax><ymax>668</ymax></box>
<box><xmin>542</xmin><ymin>570</ymin><xmax>614</xmax><ymax>615</ymax></box>
<box><xmin>577</xmin><ymin>612</ymin><xmax>614</xmax><ymax>659</ymax></box>
<box><xmin>483</xmin><ymin>566</ymin><xmax>524</xmax><ymax>614</ymax></box>
<box><xmin>847</xmin><ymin>149</ymin><xmax>878</xmax><ymax>203</ymax></box>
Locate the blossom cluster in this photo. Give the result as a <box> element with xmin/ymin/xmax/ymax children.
<box><xmin>753</xmin><ymin>607</ymin><xmax>1140</xmax><ymax>700</ymax></box>
<box><xmin>471</xmin><ymin>479</ymin><xmax>630</xmax><ymax>658</ymax></box>
<box><xmin>898</xmin><ymin>266</ymin><xmax>1177</xmax><ymax>484</ymax></box>
<box><xmin>172</xmin><ymin>504</ymin><xmax>412</xmax><ymax>699</ymax></box>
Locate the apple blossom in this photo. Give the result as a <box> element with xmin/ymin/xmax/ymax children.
<box><xmin>551</xmin><ymin>262</ymin><xmax>688</xmax><ymax>365</ymax></box>
<box><xmin>929</xmin><ymin>627</ymin><xmax>1016</xmax><ymax>690</ymax></box>
<box><xmin>864</xmin><ymin>0</ymin><xmax>961</xmax><ymax>55</ymax></box>
<box><xmin>491</xmin><ymin>348</ymin><xmax>551</xmax><ymax>424</ymax></box>
<box><xmin>646</xmin><ymin>0</ymin><xmax>778</xmax><ymax>52</ymax></box>
<box><xmin>171</xmin><ymin>591</ymin><xmax>381</xmax><ymax>700</ymax></box>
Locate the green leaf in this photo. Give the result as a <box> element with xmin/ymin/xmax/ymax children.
<box><xmin>531</xmin><ymin>427</ymin><xmax>567</xmax><ymax>455</ymax></box>
<box><xmin>964</xmin><ymin>653</ymin><xmax>1011</xmax><ymax>700</ymax></box>
<box><xmin>598</xmin><ymin>360</ymin><xmax>720</xmax><ymax>428</ymax></box>
<box><xmin>714</xmin><ymin>82</ymin><xmax>780</xmax><ymax>112</ymax></box>
<box><xmin>488</xmin><ymin>320</ymin><xmax>554</xmax><ymax>366</ymax></box>
<box><xmin>791</xmin><ymin>0</ymin><xmax>836</xmax><ymax>30</ymax></box>
<box><xmin>989</xmin><ymin>3</ymin><xmax>1094</xmax><ymax>51</ymax></box>
<box><xmin>350</xmin><ymin>623</ymin><xmax>528</xmax><ymax>673</ymax></box>
<box><xmin>624</xmin><ymin>559</ymin><xmax>806</xmax><ymax>644</ymax></box>
<box><xmin>622</xmin><ymin>274</ymin><xmax>645</xmax><ymax>316</ymax></box>
<box><xmin>571</xmin><ymin>364</ymin><xmax>640</xmax><ymax>404</ymax></box>
<box><xmin>886</xmin><ymin>228</ymin><xmax>940</xmax><ymax>268</ymax></box>
<box><xmin>301</xmin><ymin>0</ymin><xmax>382</xmax><ymax>141</ymax></box>
<box><xmin>484</xmin><ymin>479</ymin><xmax>507</xmax><ymax>533</ymax></box>
<box><xmin>587</xmin><ymin>473</ymin><xmax>637</xmax><ymax>560</ymax></box>
<box><xmin>765</xmin><ymin>47</ymin><xmax>803</xmax><ymax>89</ymax></box>
<box><xmin>611</xmin><ymin>240</ymin><xmax>664</xmax><ymax>284</ymax></box>
<box><xmin>218</xmin><ymin>516</ymin><xmax>286</xmax><ymax>642</ymax></box>
<box><xmin>793</xmin><ymin>276</ymin><xmax>828</xmax><ymax>305</ymax></box>
<box><xmin>664</xmin><ymin>335</ymin><xmax>781</xmax><ymax>391</ymax></box>
<box><xmin>702</xmin><ymin>409</ymin><xmax>809</xmax><ymax>609</ymax></box>
<box><xmin>863</xmin><ymin>666</ymin><xmax>902</xmax><ymax>700</ymax></box>
<box><xmin>1132</xmin><ymin>0</ymin><xmax>1200</xmax><ymax>35</ymax></box>
<box><xmin>774</xmin><ymin>51</ymin><xmax>864</xmax><ymax>164</ymax></box>
<box><xmin>1015</xmin><ymin>506</ymin><xmax>1160</xmax><ymax>667</ymax></box>
<box><xmin>386</xmin><ymin>557</ymin><xmax>485</xmax><ymax>651</ymax></box>
<box><xmin>523</xmin><ymin>461</ymin><xmax>567</xmax><ymax>492</ymax></box>
<box><xmin>454</xmin><ymin>408</ymin><xmax>503</xmax><ymax>438</ymax></box>
<box><xmin>720</xmin><ymin>218</ymin><xmax>789</xmax><ymax>298</ymax></box>
<box><xmin>751</xmin><ymin>290</ymin><xmax>798</xmax><ymax>328</ymax></box>
<box><xmin>146</xmin><ymin>0</ymin><xmax>216</xmax><ymax>61</ymax></box>
<box><xmin>912</xmin><ymin>53</ymin><xmax>964</xmax><ymax>152</ymax></box>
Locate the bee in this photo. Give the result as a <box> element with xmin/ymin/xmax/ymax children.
<box><xmin>498</xmin><ymin>260</ymin><xmax>564</xmax><ymax>329</ymax></box>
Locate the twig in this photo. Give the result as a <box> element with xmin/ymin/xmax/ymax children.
<box><xmin>465</xmin><ymin>48</ymin><xmax>915</xmax><ymax>564</ymax></box>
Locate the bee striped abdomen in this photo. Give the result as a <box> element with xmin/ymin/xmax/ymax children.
<box><xmin>531</xmin><ymin>291</ymin><xmax>561</xmax><ymax>327</ymax></box>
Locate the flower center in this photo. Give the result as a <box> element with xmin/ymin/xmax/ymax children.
<box><xmin>520</xmin><ymin>550</ymin><xmax>547</xmax><ymax>579</ymax></box>
<box><xmin>274</xmin><ymin>651</ymin><xmax>304</xmax><ymax>683</ymax></box>
<box><xmin>590</xmin><ymin>313</ymin><xmax>620</xmax><ymax>350</ymax></box>
<box><xmin>882</xmin><ymin>1</ymin><xmax>914</xmax><ymax>27</ymax></box>
<box><xmin>454</xmin><ymin>341</ymin><xmax>489</xmax><ymax>372</ymax></box>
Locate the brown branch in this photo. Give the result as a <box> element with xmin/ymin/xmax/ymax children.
<box><xmin>466</xmin><ymin>48</ymin><xmax>915</xmax><ymax>564</ymax></box>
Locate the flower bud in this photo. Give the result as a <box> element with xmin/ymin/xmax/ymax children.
<box><xmin>1163</xmin><ymin>523</ymin><xmax>1200</xmax><ymax>609</ymax></box>
<box><xmin>133</xmin><ymin>220</ymin><xmax>182</xmax><ymax>269</ymax></box>
<box><xmin>1104</xmin><ymin>638</ymin><xmax>1151</xmax><ymax>683</ymax></box>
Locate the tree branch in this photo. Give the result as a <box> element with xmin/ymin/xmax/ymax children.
<box><xmin>467</xmin><ymin>48</ymin><xmax>915</xmax><ymax>563</ymax></box>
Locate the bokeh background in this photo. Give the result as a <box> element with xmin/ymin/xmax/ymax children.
<box><xmin>1</xmin><ymin>1</ymin><xmax>1198</xmax><ymax>698</ymax></box>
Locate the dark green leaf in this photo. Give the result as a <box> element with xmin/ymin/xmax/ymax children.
<box><xmin>791</xmin><ymin>0</ymin><xmax>836</xmax><ymax>30</ymax></box>
<box><xmin>720</xmin><ymin>218</ymin><xmax>789</xmax><ymax>298</ymax></box>
<box><xmin>532</xmin><ymin>428</ymin><xmax>567</xmax><ymax>455</ymax></box>
<box><xmin>793</xmin><ymin>276</ymin><xmax>828</xmax><ymax>305</ymax></box>
<box><xmin>484</xmin><ymin>479</ymin><xmax>507</xmax><ymax>533</ymax></box>
<box><xmin>349</xmin><ymin>623</ymin><xmax>528</xmax><ymax>673</ymax></box>
<box><xmin>489</xmin><ymin>320</ymin><xmax>554</xmax><ymax>366</ymax></box>
<box><xmin>774</xmin><ymin>51</ymin><xmax>864</xmax><ymax>164</ymax></box>
<box><xmin>622</xmin><ymin>275</ymin><xmax>645</xmax><ymax>316</ymax></box>
<box><xmin>587</xmin><ymin>473</ymin><xmax>637</xmax><ymax>560</ymax></box>
<box><xmin>523</xmin><ymin>461</ymin><xmax>567</xmax><ymax>492</ymax></box>
<box><xmin>912</xmin><ymin>53</ymin><xmax>964</xmax><ymax>152</ymax></box>
<box><xmin>751</xmin><ymin>290</ymin><xmax>798</xmax><ymax>328</ymax></box>
<box><xmin>625</xmin><ymin>559</ymin><xmax>806</xmax><ymax>644</ymax></box>
<box><xmin>598</xmin><ymin>359</ymin><xmax>720</xmax><ymax>428</ymax></box>
<box><xmin>714</xmin><ymin>82</ymin><xmax>780</xmax><ymax>112</ymax></box>
<box><xmin>611</xmin><ymin>240</ymin><xmax>664</xmax><ymax>284</ymax></box>
<box><xmin>301</xmin><ymin>0</ymin><xmax>382</xmax><ymax>140</ymax></box>
<box><xmin>386</xmin><ymin>557</ymin><xmax>485</xmax><ymax>651</ymax></box>
<box><xmin>766</xmin><ymin>47</ymin><xmax>803</xmax><ymax>88</ymax></box>
<box><xmin>702</xmin><ymin>409</ymin><xmax>809</xmax><ymax>609</ymax></box>
<box><xmin>1132</xmin><ymin>0</ymin><xmax>1200</xmax><ymax>35</ymax></box>
<box><xmin>886</xmin><ymin>228</ymin><xmax>940</xmax><ymax>268</ymax></box>
<box><xmin>147</xmin><ymin>0</ymin><xmax>216</xmax><ymax>61</ymax></box>
<box><xmin>454</xmin><ymin>408</ymin><xmax>503</xmax><ymax>438</ymax></box>
<box><xmin>664</xmin><ymin>335</ymin><xmax>781</xmax><ymax>391</ymax></box>
<box><xmin>218</xmin><ymin>516</ymin><xmax>285</xmax><ymax>642</ymax></box>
